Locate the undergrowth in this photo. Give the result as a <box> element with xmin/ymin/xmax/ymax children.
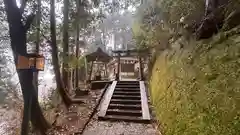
<box><xmin>150</xmin><ymin>29</ymin><xmax>240</xmax><ymax>135</ymax></box>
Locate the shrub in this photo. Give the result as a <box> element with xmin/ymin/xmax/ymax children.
<box><xmin>133</xmin><ymin>0</ymin><xmax>206</xmax><ymax>51</ymax></box>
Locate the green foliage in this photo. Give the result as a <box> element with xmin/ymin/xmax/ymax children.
<box><xmin>68</xmin><ymin>56</ymin><xmax>85</xmax><ymax>70</ymax></box>
<box><xmin>150</xmin><ymin>30</ymin><xmax>240</xmax><ymax>135</ymax></box>
<box><xmin>133</xmin><ymin>0</ymin><xmax>205</xmax><ymax>51</ymax></box>
<box><xmin>159</xmin><ymin>0</ymin><xmax>204</xmax><ymax>26</ymax></box>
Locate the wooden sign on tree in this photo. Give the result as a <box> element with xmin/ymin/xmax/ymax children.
<box><xmin>16</xmin><ymin>54</ymin><xmax>45</xmax><ymax>71</ymax></box>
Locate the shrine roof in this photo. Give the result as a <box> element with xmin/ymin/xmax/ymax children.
<box><xmin>85</xmin><ymin>47</ymin><xmax>111</xmax><ymax>62</ymax></box>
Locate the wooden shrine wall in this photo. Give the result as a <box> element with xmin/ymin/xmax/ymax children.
<box><xmin>121</xmin><ymin>64</ymin><xmax>135</xmax><ymax>72</ymax></box>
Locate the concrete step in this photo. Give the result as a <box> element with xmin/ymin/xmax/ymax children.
<box><xmin>112</xmin><ymin>95</ymin><xmax>141</xmax><ymax>100</ymax></box>
<box><xmin>115</xmin><ymin>85</ymin><xmax>140</xmax><ymax>88</ymax></box>
<box><xmin>115</xmin><ymin>87</ymin><xmax>140</xmax><ymax>90</ymax></box>
<box><xmin>108</xmin><ymin>104</ymin><xmax>142</xmax><ymax>110</ymax></box>
<box><xmin>116</xmin><ymin>83</ymin><xmax>139</xmax><ymax>86</ymax></box>
<box><xmin>106</xmin><ymin>109</ymin><xmax>142</xmax><ymax>117</ymax></box>
<box><xmin>114</xmin><ymin>88</ymin><xmax>140</xmax><ymax>92</ymax></box>
<box><xmin>98</xmin><ymin>81</ymin><xmax>151</xmax><ymax>124</ymax></box>
<box><xmin>110</xmin><ymin>99</ymin><xmax>141</xmax><ymax>105</ymax></box>
<box><xmin>99</xmin><ymin>115</ymin><xmax>151</xmax><ymax>124</ymax></box>
<box><xmin>114</xmin><ymin>91</ymin><xmax>141</xmax><ymax>96</ymax></box>
<box><xmin>117</xmin><ymin>81</ymin><xmax>139</xmax><ymax>84</ymax></box>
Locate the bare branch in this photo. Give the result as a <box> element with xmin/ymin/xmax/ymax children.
<box><xmin>24</xmin><ymin>13</ymin><xmax>36</xmax><ymax>31</ymax></box>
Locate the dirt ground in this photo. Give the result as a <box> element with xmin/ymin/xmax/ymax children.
<box><xmin>47</xmin><ymin>89</ymin><xmax>104</xmax><ymax>135</ymax></box>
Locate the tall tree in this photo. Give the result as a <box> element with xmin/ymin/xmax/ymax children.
<box><xmin>3</xmin><ymin>0</ymin><xmax>50</xmax><ymax>134</ymax></box>
<box><xmin>62</xmin><ymin>0</ymin><xmax>70</xmax><ymax>90</ymax></box>
<box><xmin>74</xmin><ymin>0</ymin><xmax>80</xmax><ymax>88</ymax></box>
<box><xmin>71</xmin><ymin>0</ymin><xmax>99</xmax><ymax>88</ymax></box>
<box><xmin>196</xmin><ymin>0</ymin><xmax>229</xmax><ymax>39</ymax></box>
<box><xmin>33</xmin><ymin>0</ymin><xmax>41</xmax><ymax>98</ymax></box>
<box><xmin>50</xmin><ymin>0</ymin><xmax>71</xmax><ymax>106</ymax></box>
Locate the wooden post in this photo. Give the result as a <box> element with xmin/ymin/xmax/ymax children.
<box><xmin>75</xmin><ymin>0</ymin><xmax>80</xmax><ymax>88</ymax></box>
<box><xmin>88</xmin><ymin>61</ymin><xmax>94</xmax><ymax>81</ymax></box>
<box><xmin>72</xmin><ymin>69</ymin><xmax>75</xmax><ymax>88</ymax></box>
<box><xmin>85</xmin><ymin>56</ymin><xmax>88</xmax><ymax>81</ymax></box>
<box><xmin>116</xmin><ymin>53</ymin><xmax>120</xmax><ymax>81</ymax></box>
<box><xmin>138</xmin><ymin>56</ymin><xmax>144</xmax><ymax>80</ymax></box>
<box><xmin>105</xmin><ymin>63</ymin><xmax>108</xmax><ymax>79</ymax></box>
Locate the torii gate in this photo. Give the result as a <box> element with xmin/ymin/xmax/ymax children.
<box><xmin>111</xmin><ymin>49</ymin><xmax>150</xmax><ymax>81</ymax></box>
<box><xmin>107</xmin><ymin>57</ymin><xmax>138</xmax><ymax>80</ymax></box>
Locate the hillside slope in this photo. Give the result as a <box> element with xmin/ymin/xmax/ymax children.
<box><xmin>150</xmin><ymin>27</ymin><xmax>240</xmax><ymax>135</ymax></box>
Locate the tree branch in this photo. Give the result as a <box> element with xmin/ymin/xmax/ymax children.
<box><xmin>31</xmin><ymin>25</ymin><xmax>50</xmax><ymax>41</ymax></box>
<box><xmin>24</xmin><ymin>13</ymin><xmax>36</xmax><ymax>31</ymax></box>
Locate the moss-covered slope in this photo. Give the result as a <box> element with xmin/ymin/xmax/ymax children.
<box><xmin>150</xmin><ymin>28</ymin><xmax>240</xmax><ymax>135</ymax></box>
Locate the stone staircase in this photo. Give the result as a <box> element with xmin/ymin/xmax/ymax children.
<box><xmin>99</xmin><ymin>81</ymin><xmax>151</xmax><ymax>123</ymax></box>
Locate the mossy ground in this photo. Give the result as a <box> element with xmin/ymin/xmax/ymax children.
<box><xmin>150</xmin><ymin>28</ymin><xmax>240</xmax><ymax>135</ymax></box>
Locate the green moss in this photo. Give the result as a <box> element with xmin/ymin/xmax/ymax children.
<box><xmin>150</xmin><ymin>31</ymin><xmax>240</xmax><ymax>135</ymax></box>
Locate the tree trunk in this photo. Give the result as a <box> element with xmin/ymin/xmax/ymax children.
<box><xmin>33</xmin><ymin>0</ymin><xmax>41</xmax><ymax>99</ymax></box>
<box><xmin>19</xmin><ymin>69</ymin><xmax>50</xmax><ymax>135</ymax></box>
<box><xmin>89</xmin><ymin>61</ymin><xmax>94</xmax><ymax>80</ymax></box>
<box><xmin>204</xmin><ymin>0</ymin><xmax>228</xmax><ymax>16</ymax></box>
<box><xmin>62</xmin><ymin>0</ymin><xmax>70</xmax><ymax>90</ymax></box>
<box><xmin>196</xmin><ymin>0</ymin><xmax>228</xmax><ymax>40</ymax></box>
<box><xmin>72</xmin><ymin>69</ymin><xmax>75</xmax><ymax>88</ymax></box>
<box><xmin>85</xmin><ymin>57</ymin><xmax>88</xmax><ymax>80</ymax></box>
<box><xmin>75</xmin><ymin>0</ymin><xmax>80</xmax><ymax>88</ymax></box>
<box><xmin>50</xmin><ymin>0</ymin><xmax>71</xmax><ymax>106</ymax></box>
<box><xmin>20</xmin><ymin>70</ymin><xmax>50</xmax><ymax>134</ymax></box>
<box><xmin>205</xmin><ymin>0</ymin><xmax>217</xmax><ymax>16</ymax></box>
<box><xmin>3</xmin><ymin>1</ymin><xmax>50</xmax><ymax>134</ymax></box>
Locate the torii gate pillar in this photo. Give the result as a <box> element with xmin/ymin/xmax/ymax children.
<box><xmin>138</xmin><ymin>56</ymin><xmax>144</xmax><ymax>80</ymax></box>
<box><xmin>115</xmin><ymin>53</ymin><xmax>120</xmax><ymax>81</ymax></box>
